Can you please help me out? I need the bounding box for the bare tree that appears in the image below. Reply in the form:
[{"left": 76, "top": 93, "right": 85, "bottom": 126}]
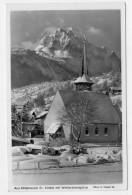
[{"left": 59, "top": 93, "right": 96, "bottom": 143}]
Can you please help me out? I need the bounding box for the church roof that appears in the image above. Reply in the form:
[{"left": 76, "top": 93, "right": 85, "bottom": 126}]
[
  {"left": 74, "top": 74, "right": 93, "bottom": 84},
  {"left": 58, "top": 90, "right": 121, "bottom": 124}
]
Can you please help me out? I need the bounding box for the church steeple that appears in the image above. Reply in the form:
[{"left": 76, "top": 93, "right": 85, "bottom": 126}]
[
  {"left": 74, "top": 36, "right": 93, "bottom": 91},
  {"left": 81, "top": 36, "right": 88, "bottom": 76}
]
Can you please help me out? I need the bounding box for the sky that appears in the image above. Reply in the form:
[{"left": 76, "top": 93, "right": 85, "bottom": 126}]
[{"left": 11, "top": 10, "right": 121, "bottom": 54}]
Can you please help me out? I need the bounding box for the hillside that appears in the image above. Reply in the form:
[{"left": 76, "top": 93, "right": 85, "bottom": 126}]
[
  {"left": 11, "top": 50, "right": 77, "bottom": 88},
  {"left": 11, "top": 27, "right": 121, "bottom": 89},
  {"left": 11, "top": 72, "right": 121, "bottom": 111},
  {"left": 11, "top": 80, "right": 74, "bottom": 107}
]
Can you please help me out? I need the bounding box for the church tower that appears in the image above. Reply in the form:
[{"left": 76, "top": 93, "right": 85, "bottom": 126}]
[{"left": 74, "top": 37, "right": 93, "bottom": 91}]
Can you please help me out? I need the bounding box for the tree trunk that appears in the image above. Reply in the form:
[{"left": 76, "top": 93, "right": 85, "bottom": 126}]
[{"left": 71, "top": 125, "right": 81, "bottom": 143}]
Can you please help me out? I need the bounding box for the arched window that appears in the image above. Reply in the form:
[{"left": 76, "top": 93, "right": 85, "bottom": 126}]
[
  {"left": 95, "top": 127, "right": 99, "bottom": 135},
  {"left": 85, "top": 126, "right": 89, "bottom": 135},
  {"left": 104, "top": 127, "right": 108, "bottom": 135}
]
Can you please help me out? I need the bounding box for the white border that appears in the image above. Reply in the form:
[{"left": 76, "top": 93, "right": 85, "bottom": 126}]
[{"left": 5, "top": 1, "right": 127, "bottom": 192}]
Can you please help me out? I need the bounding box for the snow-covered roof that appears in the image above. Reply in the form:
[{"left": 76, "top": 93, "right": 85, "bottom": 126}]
[
  {"left": 109, "top": 87, "right": 121, "bottom": 90},
  {"left": 47, "top": 122, "right": 61, "bottom": 134},
  {"left": 12, "top": 136, "right": 30, "bottom": 144},
  {"left": 36, "top": 110, "right": 48, "bottom": 119}
]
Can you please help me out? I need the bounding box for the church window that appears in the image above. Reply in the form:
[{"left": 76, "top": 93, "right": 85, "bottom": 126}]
[
  {"left": 104, "top": 127, "right": 108, "bottom": 135},
  {"left": 85, "top": 127, "right": 89, "bottom": 135},
  {"left": 95, "top": 127, "right": 99, "bottom": 135}
]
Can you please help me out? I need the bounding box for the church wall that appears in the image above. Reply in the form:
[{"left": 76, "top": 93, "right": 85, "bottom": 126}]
[
  {"left": 44, "top": 91, "right": 121, "bottom": 143},
  {"left": 63, "top": 122, "right": 72, "bottom": 140},
  {"left": 79, "top": 124, "right": 121, "bottom": 143},
  {"left": 44, "top": 91, "right": 71, "bottom": 141}
]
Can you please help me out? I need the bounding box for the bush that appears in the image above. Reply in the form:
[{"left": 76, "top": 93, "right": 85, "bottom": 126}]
[
  {"left": 45, "top": 138, "right": 71, "bottom": 147},
  {"left": 87, "top": 157, "right": 95, "bottom": 163},
  {"left": 112, "top": 149, "right": 118, "bottom": 154},
  {"left": 41, "top": 146, "right": 61, "bottom": 156}
]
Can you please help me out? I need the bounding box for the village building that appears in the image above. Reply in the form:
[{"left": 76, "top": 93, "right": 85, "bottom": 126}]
[
  {"left": 21, "top": 122, "right": 40, "bottom": 138},
  {"left": 35, "top": 110, "right": 48, "bottom": 127},
  {"left": 44, "top": 38, "right": 122, "bottom": 144},
  {"left": 12, "top": 136, "right": 30, "bottom": 146},
  {"left": 109, "top": 86, "right": 121, "bottom": 95}
]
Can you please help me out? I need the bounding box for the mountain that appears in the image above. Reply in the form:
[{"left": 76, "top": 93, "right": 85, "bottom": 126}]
[
  {"left": 11, "top": 49, "right": 77, "bottom": 88},
  {"left": 11, "top": 27, "right": 121, "bottom": 88}
]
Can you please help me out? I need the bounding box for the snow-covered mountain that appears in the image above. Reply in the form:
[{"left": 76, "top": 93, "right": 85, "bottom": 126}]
[
  {"left": 11, "top": 27, "right": 121, "bottom": 88},
  {"left": 35, "top": 27, "right": 81, "bottom": 59},
  {"left": 35, "top": 27, "right": 121, "bottom": 74}
]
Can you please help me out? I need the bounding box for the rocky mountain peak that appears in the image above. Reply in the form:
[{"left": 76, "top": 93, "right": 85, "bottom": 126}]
[
  {"left": 11, "top": 27, "right": 121, "bottom": 88},
  {"left": 35, "top": 27, "right": 83, "bottom": 58},
  {"left": 35, "top": 27, "right": 120, "bottom": 63}
]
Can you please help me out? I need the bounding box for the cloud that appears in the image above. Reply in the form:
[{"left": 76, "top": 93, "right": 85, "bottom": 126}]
[
  {"left": 40, "top": 27, "right": 57, "bottom": 37},
  {"left": 21, "top": 41, "right": 35, "bottom": 49},
  {"left": 44, "top": 27, "right": 57, "bottom": 34},
  {"left": 87, "top": 26, "right": 103, "bottom": 35}
]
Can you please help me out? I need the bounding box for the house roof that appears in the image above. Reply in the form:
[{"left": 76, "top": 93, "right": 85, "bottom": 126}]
[
  {"left": 12, "top": 136, "right": 30, "bottom": 144},
  {"left": 22, "top": 122, "right": 38, "bottom": 125},
  {"left": 58, "top": 90, "right": 121, "bottom": 124},
  {"left": 113, "top": 105, "right": 122, "bottom": 120},
  {"left": 109, "top": 87, "right": 121, "bottom": 90},
  {"left": 36, "top": 110, "right": 48, "bottom": 119}
]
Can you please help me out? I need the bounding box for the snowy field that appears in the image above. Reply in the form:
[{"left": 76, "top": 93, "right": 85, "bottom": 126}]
[
  {"left": 12, "top": 144, "right": 122, "bottom": 185},
  {"left": 12, "top": 144, "right": 122, "bottom": 168},
  {"left": 12, "top": 162, "right": 122, "bottom": 185}
]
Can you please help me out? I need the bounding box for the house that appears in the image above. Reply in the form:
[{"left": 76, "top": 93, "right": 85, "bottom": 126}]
[
  {"left": 109, "top": 87, "right": 121, "bottom": 95},
  {"left": 35, "top": 110, "right": 48, "bottom": 121},
  {"left": 12, "top": 136, "right": 30, "bottom": 146},
  {"left": 44, "top": 38, "right": 122, "bottom": 143},
  {"left": 34, "top": 110, "right": 48, "bottom": 137},
  {"left": 22, "top": 122, "right": 40, "bottom": 138},
  {"left": 35, "top": 110, "right": 48, "bottom": 129}
]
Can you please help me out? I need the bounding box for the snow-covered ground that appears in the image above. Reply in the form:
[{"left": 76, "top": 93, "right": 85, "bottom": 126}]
[
  {"left": 13, "top": 162, "right": 122, "bottom": 185},
  {"left": 12, "top": 144, "right": 122, "bottom": 170},
  {"left": 12, "top": 143, "right": 122, "bottom": 185}
]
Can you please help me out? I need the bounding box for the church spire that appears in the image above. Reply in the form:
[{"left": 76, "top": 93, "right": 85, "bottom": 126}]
[
  {"left": 83, "top": 36, "right": 88, "bottom": 75},
  {"left": 82, "top": 36, "right": 88, "bottom": 76},
  {"left": 74, "top": 34, "right": 94, "bottom": 91}
]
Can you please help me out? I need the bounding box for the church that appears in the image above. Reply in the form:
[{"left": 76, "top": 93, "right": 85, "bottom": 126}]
[{"left": 44, "top": 38, "right": 122, "bottom": 143}]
